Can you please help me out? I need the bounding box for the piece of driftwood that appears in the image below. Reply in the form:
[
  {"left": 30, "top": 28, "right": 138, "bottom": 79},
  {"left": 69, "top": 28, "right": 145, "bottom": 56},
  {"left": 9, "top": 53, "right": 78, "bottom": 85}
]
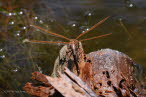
[
  {"left": 24, "top": 48, "right": 145, "bottom": 97},
  {"left": 23, "top": 67, "right": 97, "bottom": 97},
  {"left": 51, "top": 45, "right": 144, "bottom": 96},
  {"left": 50, "top": 39, "right": 143, "bottom": 97}
]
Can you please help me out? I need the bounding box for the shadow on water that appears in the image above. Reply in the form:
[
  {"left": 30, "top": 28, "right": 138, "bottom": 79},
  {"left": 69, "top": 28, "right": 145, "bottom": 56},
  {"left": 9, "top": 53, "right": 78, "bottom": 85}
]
[{"left": 0, "top": 0, "right": 146, "bottom": 96}]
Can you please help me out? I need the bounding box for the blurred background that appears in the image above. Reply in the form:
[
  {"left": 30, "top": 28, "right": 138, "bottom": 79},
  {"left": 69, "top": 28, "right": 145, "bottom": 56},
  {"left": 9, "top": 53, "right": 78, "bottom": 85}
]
[{"left": 0, "top": 0, "right": 146, "bottom": 96}]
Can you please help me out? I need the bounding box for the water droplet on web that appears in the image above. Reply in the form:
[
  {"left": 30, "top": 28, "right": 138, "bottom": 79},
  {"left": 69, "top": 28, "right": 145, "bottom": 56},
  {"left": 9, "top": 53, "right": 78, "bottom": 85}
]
[
  {"left": 129, "top": 3, "right": 134, "bottom": 8},
  {"left": 72, "top": 23, "right": 76, "bottom": 27},
  {"left": 34, "top": 16, "right": 38, "bottom": 20},
  {"left": 13, "top": 68, "right": 18, "bottom": 72},
  {"left": 82, "top": 30, "right": 85, "bottom": 33},
  {"left": 14, "top": 31, "right": 21, "bottom": 36},
  {"left": 86, "top": 28, "right": 89, "bottom": 31},
  {"left": 16, "top": 33, "right": 20, "bottom": 36},
  {"left": 82, "top": 28, "right": 89, "bottom": 33},
  {"left": 39, "top": 20, "right": 43, "bottom": 24},
  {"left": 38, "top": 66, "right": 42, "bottom": 73},
  {"left": 22, "top": 26, "right": 27, "bottom": 30},
  {"left": 88, "top": 12, "right": 92, "bottom": 16},
  {"left": 84, "top": 11, "right": 93, "bottom": 17},
  {"left": 8, "top": 13, "right": 12, "bottom": 16},
  {"left": 19, "top": 11, "right": 23, "bottom": 15},
  {"left": 0, "top": 49, "right": 3, "bottom": 52},
  {"left": 79, "top": 26, "right": 89, "bottom": 33},
  {"left": 67, "top": 21, "right": 78, "bottom": 27},
  {"left": 124, "top": 0, "right": 135, "bottom": 8},
  {"left": 23, "top": 39, "right": 29, "bottom": 43},
  {"left": 0, "top": 55, "right": 5, "bottom": 58},
  {"left": 9, "top": 21, "right": 15, "bottom": 25},
  {"left": 0, "top": 49, "right": 5, "bottom": 61},
  {"left": 115, "top": 16, "right": 126, "bottom": 22},
  {"left": 15, "top": 31, "right": 21, "bottom": 37}
]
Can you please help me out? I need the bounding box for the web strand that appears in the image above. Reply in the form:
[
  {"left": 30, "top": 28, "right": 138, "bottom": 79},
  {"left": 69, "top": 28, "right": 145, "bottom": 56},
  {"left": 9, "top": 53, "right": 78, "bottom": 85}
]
[{"left": 76, "top": 16, "right": 110, "bottom": 39}]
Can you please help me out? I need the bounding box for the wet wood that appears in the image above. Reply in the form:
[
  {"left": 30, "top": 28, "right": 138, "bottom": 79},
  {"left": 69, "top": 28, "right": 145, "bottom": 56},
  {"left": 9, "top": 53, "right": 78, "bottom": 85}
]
[
  {"left": 31, "top": 72, "right": 51, "bottom": 86},
  {"left": 64, "top": 67, "right": 97, "bottom": 97},
  {"left": 23, "top": 68, "right": 96, "bottom": 97},
  {"left": 87, "top": 49, "right": 142, "bottom": 96},
  {"left": 24, "top": 48, "right": 144, "bottom": 97},
  {"left": 23, "top": 82, "right": 55, "bottom": 97},
  {"left": 51, "top": 45, "right": 144, "bottom": 96}
]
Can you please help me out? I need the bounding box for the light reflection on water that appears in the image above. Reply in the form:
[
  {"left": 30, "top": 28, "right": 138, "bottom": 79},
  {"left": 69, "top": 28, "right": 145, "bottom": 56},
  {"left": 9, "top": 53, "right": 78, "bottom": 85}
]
[{"left": 0, "top": 0, "right": 146, "bottom": 96}]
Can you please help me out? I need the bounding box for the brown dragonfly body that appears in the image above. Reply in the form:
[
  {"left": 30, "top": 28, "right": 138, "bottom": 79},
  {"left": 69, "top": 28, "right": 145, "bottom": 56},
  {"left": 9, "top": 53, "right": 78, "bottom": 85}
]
[{"left": 26, "top": 17, "right": 142, "bottom": 97}]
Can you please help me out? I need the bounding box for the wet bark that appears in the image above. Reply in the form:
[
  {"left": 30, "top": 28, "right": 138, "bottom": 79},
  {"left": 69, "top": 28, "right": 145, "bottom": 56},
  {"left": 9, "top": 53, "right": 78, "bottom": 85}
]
[{"left": 23, "top": 67, "right": 96, "bottom": 97}]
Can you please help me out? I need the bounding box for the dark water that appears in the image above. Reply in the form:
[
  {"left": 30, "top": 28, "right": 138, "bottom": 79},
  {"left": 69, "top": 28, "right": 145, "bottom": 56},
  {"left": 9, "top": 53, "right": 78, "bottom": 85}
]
[{"left": 0, "top": 0, "right": 146, "bottom": 96}]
